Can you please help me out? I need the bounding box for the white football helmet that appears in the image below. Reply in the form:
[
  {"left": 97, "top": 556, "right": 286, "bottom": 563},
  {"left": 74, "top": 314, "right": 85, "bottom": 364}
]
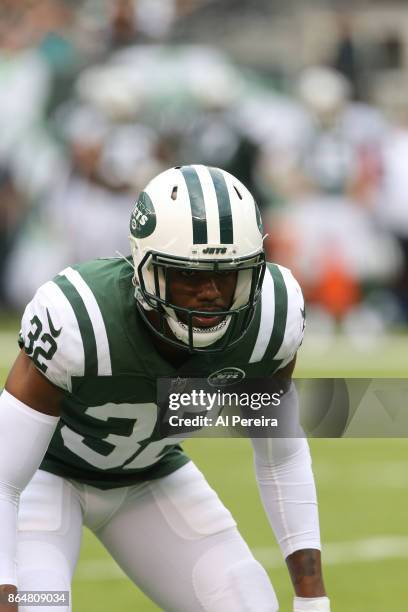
[{"left": 129, "top": 164, "right": 265, "bottom": 352}]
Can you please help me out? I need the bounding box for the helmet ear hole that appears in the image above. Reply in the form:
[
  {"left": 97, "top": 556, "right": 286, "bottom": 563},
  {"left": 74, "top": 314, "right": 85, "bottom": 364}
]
[{"left": 171, "top": 186, "right": 178, "bottom": 200}]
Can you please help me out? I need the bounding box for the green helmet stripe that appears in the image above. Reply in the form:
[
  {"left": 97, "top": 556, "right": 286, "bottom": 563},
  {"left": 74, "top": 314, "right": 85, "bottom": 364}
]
[
  {"left": 53, "top": 275, "right": 98, "bottom": 376},
  {"left": 265, "top": 264, "right": 288, "bottom": 360},
  {"left": 208, "top": 167, "right": 233, "bottom": 244},
  {"left": 180, "top": 166, "right": 208, "bottom": 244}
]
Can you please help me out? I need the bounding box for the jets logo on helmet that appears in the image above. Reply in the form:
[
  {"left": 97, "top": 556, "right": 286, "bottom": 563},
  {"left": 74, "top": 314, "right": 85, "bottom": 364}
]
[
  {"left": 129, "top": 164, "right": 266, "bottom": 353},
  {"left": 130, "top": 192, "right": 156, "bottom": 239}
]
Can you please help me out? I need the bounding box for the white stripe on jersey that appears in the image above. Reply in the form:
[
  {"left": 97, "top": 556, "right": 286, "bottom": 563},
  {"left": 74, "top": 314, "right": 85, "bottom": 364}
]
[
  {"left": 249, "top": 267, "right": 275, "bottom": 364},
  {"left": 194, "top": 165, "right": 220, "bottom": 244},
  {"left": 274, "top": 266, "right": 304, "bottom": 362},
  {"left": 27, "top": 281, "right": 85, "bottom": 391},
  {"left": 60, "top": 267, "right": 112, "bottom": 376}
]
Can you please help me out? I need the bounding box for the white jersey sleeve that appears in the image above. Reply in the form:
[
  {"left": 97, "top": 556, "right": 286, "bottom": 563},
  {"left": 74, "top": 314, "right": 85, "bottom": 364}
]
[
  {"left": 249, "top": 264, "right": 305, "bottom": 371},
  {"left": 274, "top": 265, "right": 305, "bottom": 369},
  {"left": 19, "top": 279, "right": 85, "bottom": 391}
]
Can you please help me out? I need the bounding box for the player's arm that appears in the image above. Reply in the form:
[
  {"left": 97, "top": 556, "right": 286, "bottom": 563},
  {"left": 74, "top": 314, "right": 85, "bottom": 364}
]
[
  {"left": 0, "top": 351, "right": 62, "bottom": 609},
  {"left": 249, "top": 356, "right": 330, "bottom": 612},
  {"left": 6, "top": 350, "right": 63, "bottom": 416}
]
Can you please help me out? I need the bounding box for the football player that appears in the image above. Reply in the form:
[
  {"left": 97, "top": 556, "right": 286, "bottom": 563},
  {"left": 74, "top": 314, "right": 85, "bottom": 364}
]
[{"left": 0, "top": 165, "right": 330, "bottom": 611}]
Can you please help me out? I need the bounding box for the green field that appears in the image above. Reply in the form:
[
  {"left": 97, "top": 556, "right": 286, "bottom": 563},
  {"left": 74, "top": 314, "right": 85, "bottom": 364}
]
[{"left": 1, "top": 322, "right": 407, "bottom": 611}]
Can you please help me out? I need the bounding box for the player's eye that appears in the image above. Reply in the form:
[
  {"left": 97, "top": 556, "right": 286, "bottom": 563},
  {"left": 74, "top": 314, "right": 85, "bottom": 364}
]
[
  {"left": 179, "top": 269, "right": 198, "bottom": 278},
  {"left": 216, "top": 270, "right": 234, "bottom": 277}
]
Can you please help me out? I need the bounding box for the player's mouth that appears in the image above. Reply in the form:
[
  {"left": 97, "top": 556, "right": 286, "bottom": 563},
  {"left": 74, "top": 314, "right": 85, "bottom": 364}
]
[
  {"left": 177, "top": 308, "right": 227, "bottom": 328},
  {"left": 191, "top": 313, "right": 225, "bottom": 328}
]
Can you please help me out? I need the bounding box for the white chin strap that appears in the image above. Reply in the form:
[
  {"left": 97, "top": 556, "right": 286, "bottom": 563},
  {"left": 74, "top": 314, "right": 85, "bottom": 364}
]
[{"left": 166, "top": 312, "right": 232, "bottom": 348}]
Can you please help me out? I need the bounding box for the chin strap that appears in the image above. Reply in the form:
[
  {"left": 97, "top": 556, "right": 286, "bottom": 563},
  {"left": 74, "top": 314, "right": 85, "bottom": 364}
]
[
  {"left": 115, "top": 250, "right": 135, "bottom": 272},
  {"left": 116, "top": 250, "right": 154, "bottom": 310},
  {"left": 135, "top": 285, "right": 154, "bottom": 311}
]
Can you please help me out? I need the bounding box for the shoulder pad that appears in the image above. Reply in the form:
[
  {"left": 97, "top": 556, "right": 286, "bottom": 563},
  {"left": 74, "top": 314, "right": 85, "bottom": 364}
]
[
  {"left": 273, "top": 265, "right": 305, "bottom": 367},
  {"left": 249, "top": 264, "right": 305, "bottom": 368},
  {"left": 20, "top": 278, "right": 86, "bottom": 390}
]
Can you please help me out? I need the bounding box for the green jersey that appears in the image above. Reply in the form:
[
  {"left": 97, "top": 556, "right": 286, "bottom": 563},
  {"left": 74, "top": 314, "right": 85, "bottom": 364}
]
[{"left": 19, "top": 258, "right": 304, "bottom": 489}]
